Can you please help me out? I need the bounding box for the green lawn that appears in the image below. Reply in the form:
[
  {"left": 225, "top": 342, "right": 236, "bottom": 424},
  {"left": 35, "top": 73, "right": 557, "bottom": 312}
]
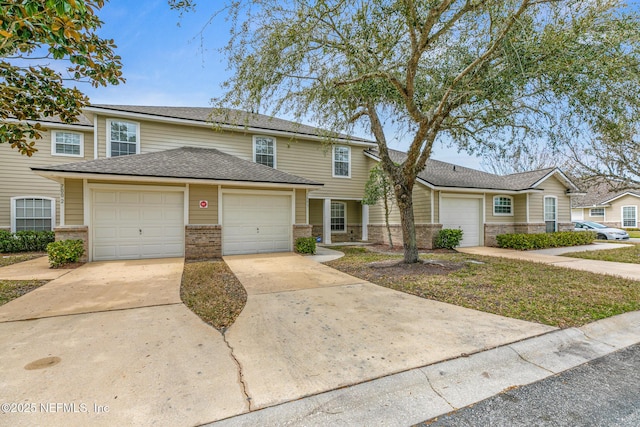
[
  {"left": 326, "top": 247, "right": 640, "bottom": 328},
  {"left": 564, "top": 243, "right": 640, "bottom": 264},
  {"left": 0, "top": 252, "right": 45, "bottom": 268},
  {"left": 628, "top": 230, "right": 640, "bottom": 238}
]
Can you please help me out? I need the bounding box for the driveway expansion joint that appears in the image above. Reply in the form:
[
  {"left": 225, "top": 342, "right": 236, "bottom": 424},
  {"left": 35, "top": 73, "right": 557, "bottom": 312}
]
[{"left": 222, "top": 331, "right": 253, "bottom": 411}]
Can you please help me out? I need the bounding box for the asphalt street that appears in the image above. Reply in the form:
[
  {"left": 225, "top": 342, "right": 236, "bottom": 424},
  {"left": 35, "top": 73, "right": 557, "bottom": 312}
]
[{"left": 417, "top": 343, "right": 640, "bottom": 427}]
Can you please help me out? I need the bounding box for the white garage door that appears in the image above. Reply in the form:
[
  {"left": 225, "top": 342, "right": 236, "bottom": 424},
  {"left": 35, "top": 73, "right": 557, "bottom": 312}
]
[
  {"left": 223, "top": 193, "right": 292, "bottom": 255},
  {"left": 440, "top": 197, "right": 482, "bottom": 247},
  {"left": 93, "top": 189, "right": 184, "bottom": 261}
]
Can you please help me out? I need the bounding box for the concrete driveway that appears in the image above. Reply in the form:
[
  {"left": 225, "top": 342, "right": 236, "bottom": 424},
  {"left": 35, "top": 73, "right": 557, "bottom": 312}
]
[
  {"left": 223, "top": 253, "right": 555, "bottom": 411},
  {"left": 0, "top": 258, "right": 247, "bottom": 427}
]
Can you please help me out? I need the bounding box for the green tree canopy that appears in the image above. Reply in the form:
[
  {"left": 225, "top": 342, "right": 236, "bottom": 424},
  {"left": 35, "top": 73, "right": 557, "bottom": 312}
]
[
  {"left": 181, "top": 0, "right": 640, "bottom": 262},
  {"left": 0, "top": 0, "right": 124, "bottom": 155}
]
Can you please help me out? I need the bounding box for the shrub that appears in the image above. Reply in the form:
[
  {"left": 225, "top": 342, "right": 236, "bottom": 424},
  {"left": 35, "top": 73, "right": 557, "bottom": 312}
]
[
  {"left": 435, "top": 228, "right": 464, "bottom": 249},
  {"left": 47, "top": 240, "right": 85, "bottom": 268},
  {"left": 496, "top": 231, "right": 595, "bottom": 250},
  {"left": 295, "top": 237, "right": 316, "bottom": 254},
  {"left": 0, "top": 230, "right": 55, "bottom": 253}
]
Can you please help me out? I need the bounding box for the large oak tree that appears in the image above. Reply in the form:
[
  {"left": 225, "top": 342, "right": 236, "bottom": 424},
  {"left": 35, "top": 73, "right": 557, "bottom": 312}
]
[
  {"left": 183, "top": 0, "right": 640, "bottom": 262},
  {"left": 1, "top": 0, "right": 123, "bottom": 156}
]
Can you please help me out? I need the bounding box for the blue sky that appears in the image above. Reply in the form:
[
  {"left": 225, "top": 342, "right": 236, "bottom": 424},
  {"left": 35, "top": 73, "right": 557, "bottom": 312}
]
[{"left": 82, "top": 0, "right": 484, "bottom": 169}]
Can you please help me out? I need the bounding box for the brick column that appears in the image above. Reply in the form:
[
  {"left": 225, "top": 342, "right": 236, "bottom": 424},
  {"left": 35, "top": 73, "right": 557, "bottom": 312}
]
[
  {"left": 54, "top": 225, "right": 89, "bottom": 262},
  {"left": 185, "top": 225, "right": 222, "bottom": 261}
]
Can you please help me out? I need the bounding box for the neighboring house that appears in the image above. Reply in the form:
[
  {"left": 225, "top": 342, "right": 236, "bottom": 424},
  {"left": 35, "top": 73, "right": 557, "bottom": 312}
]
[
  {"left": 364, "top": 150, "right": 582, "bottom": 247},
  {"left": 571, "top": 181, "right": 640, "bottom": 229},
  {"left": 2, "top": 104, "right": 583, "bottom": 262}
]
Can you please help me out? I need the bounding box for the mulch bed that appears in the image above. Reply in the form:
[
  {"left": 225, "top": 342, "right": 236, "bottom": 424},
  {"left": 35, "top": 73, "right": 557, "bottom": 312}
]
[{"left": 365, "top": 258, "right": 466, "bottom": 277}]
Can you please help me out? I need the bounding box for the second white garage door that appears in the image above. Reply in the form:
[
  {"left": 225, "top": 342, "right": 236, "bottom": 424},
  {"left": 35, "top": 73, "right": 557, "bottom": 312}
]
[
  {"left": 222, "top": 193, "right": 292, "bottom": 255},
  {"left": 92, "top": 189, "right": 185, "bottom": 261},
  {"left": 440, "top": 197, "right": 483, "bottom": 247}
]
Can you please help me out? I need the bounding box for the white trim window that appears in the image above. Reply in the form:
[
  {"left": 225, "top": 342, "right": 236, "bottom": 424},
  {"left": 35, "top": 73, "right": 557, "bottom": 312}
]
[
  {"left": 544, "top": 196, "right": 557, "bottom": 232},
  {"left": 493, "top": 196, "right": 513, "bottom": 216},
  {"left": 333, "top": 146, "right": 351, "bottom": 178},
  {"left": 107, "top": 119, "right": 140, "bottom": 157},
  {"left": 52, "top": 131, "right": 84, "bottom": 157},
  {"left": 622, "top": 206, "right": 637, "bottom": 228},
  {"left": 253, "top": 136, "right": 276, "bottom": 168},
  {"left": 11, "top": 196, "right": 55, "bottom": 232},
  {"left": 330, "top": 201, "right": 346, "bottom": 232},
  {"left": 589, "top": 207, "right": 605, "bottom": 217}
]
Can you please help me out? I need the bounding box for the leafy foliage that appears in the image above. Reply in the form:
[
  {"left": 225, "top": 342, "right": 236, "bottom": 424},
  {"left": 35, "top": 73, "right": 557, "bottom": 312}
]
[
  {"left": 179, "top": 0, "right": 640, "bottom": 262},
  {"left": 435, "top": 229, "right": 464, "bottom": 249},
  {"left": 1, "top": 0, "right": 124, "bottom": 155},
  {"left": 496, "top": 231, "right": 595, "bottom": 250},
  {"left": 46, "top": 239, "right": 84, "bottom": 268},
  {"left": 0, "top": 230, "right": 54, "bottom": 252},
  {"left": 362, "top": 164, "right": 395, "bottom": 247},
  {"left": 295, "top": 236, "right": 316, "bottom": 254}
]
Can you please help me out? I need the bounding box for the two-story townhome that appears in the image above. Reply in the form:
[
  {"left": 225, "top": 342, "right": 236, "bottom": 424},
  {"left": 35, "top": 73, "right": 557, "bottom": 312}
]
[
  {"left": 2, "top": 104, "right": 583, "bottom": 262},
  {"left": 20, "top": 105, "right": 375, "bottom": 261}
]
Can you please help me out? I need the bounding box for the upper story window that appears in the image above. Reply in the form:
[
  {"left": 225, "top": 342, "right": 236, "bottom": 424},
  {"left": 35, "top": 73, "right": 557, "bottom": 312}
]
[
  {"left": 333, "top": 146, "right": 350, "bottom": 178},
  {"left": 589, "top": 208, "right": 605, "bottom": 217},
  {"left": 493, "top": 196, "right": 513, "bottom": 216},
  {"left": 52, "top": 131, "right": 84, "bottom": 157},
  {"left": 11, "top": 197, "right": 55, "bottom": 232},
  {"left": 107, "top": 119, "right": 139, "bottom": 157},
  {"left": 253, "top": 136, "right": 276, "bottom": 168}
]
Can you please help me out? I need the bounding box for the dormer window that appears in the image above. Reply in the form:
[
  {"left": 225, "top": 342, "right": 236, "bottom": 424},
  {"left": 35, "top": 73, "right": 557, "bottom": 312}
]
[{"left": 253, "top": 136, "right": 276, "bottom": 168}]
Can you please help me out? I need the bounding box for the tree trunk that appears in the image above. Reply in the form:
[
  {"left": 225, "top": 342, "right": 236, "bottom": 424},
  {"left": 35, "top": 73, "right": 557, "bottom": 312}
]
[
  {"left": 396, "top": 187, "right": 419, "bottom": 263},
  {"left": 383, "top": 194, "right": 393, "bottom": 249}
]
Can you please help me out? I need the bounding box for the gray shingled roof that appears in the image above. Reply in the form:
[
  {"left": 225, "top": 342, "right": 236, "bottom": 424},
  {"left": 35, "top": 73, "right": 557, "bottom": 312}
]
[
  {"left": 572, "top": 180, "right": 640, "bottom": 207},
  {"left": 90, "top": 104, "right": 374, "bottom": 144},
  {"left": 370, "top": 149, "right": 570, "bottom": 191},
  {"left": 32, "top": 147, "right": 323, "bottom": 186}
]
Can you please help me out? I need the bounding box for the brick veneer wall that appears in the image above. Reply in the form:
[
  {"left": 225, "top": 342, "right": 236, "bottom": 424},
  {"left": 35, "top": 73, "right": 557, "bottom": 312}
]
[
  {"left": 54, "top": 225, "right": 89, "bottom": 262},
  {"left": 185, "top": 225, "right": 221, "bottom": 261},
  {"left": 368, "top": 223, "right": 442, "bottom": 249},
  {"left": 311, "top": 224, "right": 363, "bottom": 243},
  {"left": 293, "top": 224, "right": 312, "bottom": 246}
]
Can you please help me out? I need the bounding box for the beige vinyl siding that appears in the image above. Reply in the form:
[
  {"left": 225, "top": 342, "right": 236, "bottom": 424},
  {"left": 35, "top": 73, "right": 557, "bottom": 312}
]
[
  {"left": 485, "top": 194, "right": 515, "bottom": 223},
  {"left": 434, "top": 191, "right": 440, "bottom": 223},
  {"left": 309, "top": 199, "right": 323, "bottom": 225},
  {"left": 607, "top": 195, "right": 640, "bottom": 224},
  {"left": 189, "top": 184, "right": 218, "bottom": 224},
  {"left": 295, "top": 189, "right": 306, "bottom": 223},
  {"left": 96, "top": 115, "right": 371, "bottom": 200},
  {"left": 346, "top": 200, "right": 362, "bottom": 223},
  {"left": 368, "top": 184, "right": 431, "bottom": 225},
  {"left": 64, "top": 179, "right": 84, "bottom": 225},
  {"left": 0, "top": 128, "right": 93, "bottom": 229},
  {"left": 514, "top": 194, "right": 527, "bottom": 222},
  {"left": 529, "top": 176, "right": 571, "bottom": 223},
  {"left": 87, "top": 180, "right": 184, "bottom": 187},
  {"left": 413, "top": 186, "right": 431, "bottom": 223}
]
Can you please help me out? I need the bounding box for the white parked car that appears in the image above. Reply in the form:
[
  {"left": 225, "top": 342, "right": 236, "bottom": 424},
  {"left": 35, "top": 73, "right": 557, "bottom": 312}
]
[{"left": 573, "top": 221, "right": 630, "bottom": 241}]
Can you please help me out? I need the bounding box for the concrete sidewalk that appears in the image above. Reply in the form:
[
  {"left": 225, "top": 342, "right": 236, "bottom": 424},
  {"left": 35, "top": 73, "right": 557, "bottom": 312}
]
[
  {"left": 209, "top": 310, "right": 640, "bottom": 427},
  {"left": 458, "top": 246, "right": 640, "bottom": 281}
]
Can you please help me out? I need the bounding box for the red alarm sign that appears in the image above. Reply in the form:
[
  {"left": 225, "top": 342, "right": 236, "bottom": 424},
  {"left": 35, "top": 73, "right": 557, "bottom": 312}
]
[{"left": 199, "top": 200, "right": 208, "bottom": 209}]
